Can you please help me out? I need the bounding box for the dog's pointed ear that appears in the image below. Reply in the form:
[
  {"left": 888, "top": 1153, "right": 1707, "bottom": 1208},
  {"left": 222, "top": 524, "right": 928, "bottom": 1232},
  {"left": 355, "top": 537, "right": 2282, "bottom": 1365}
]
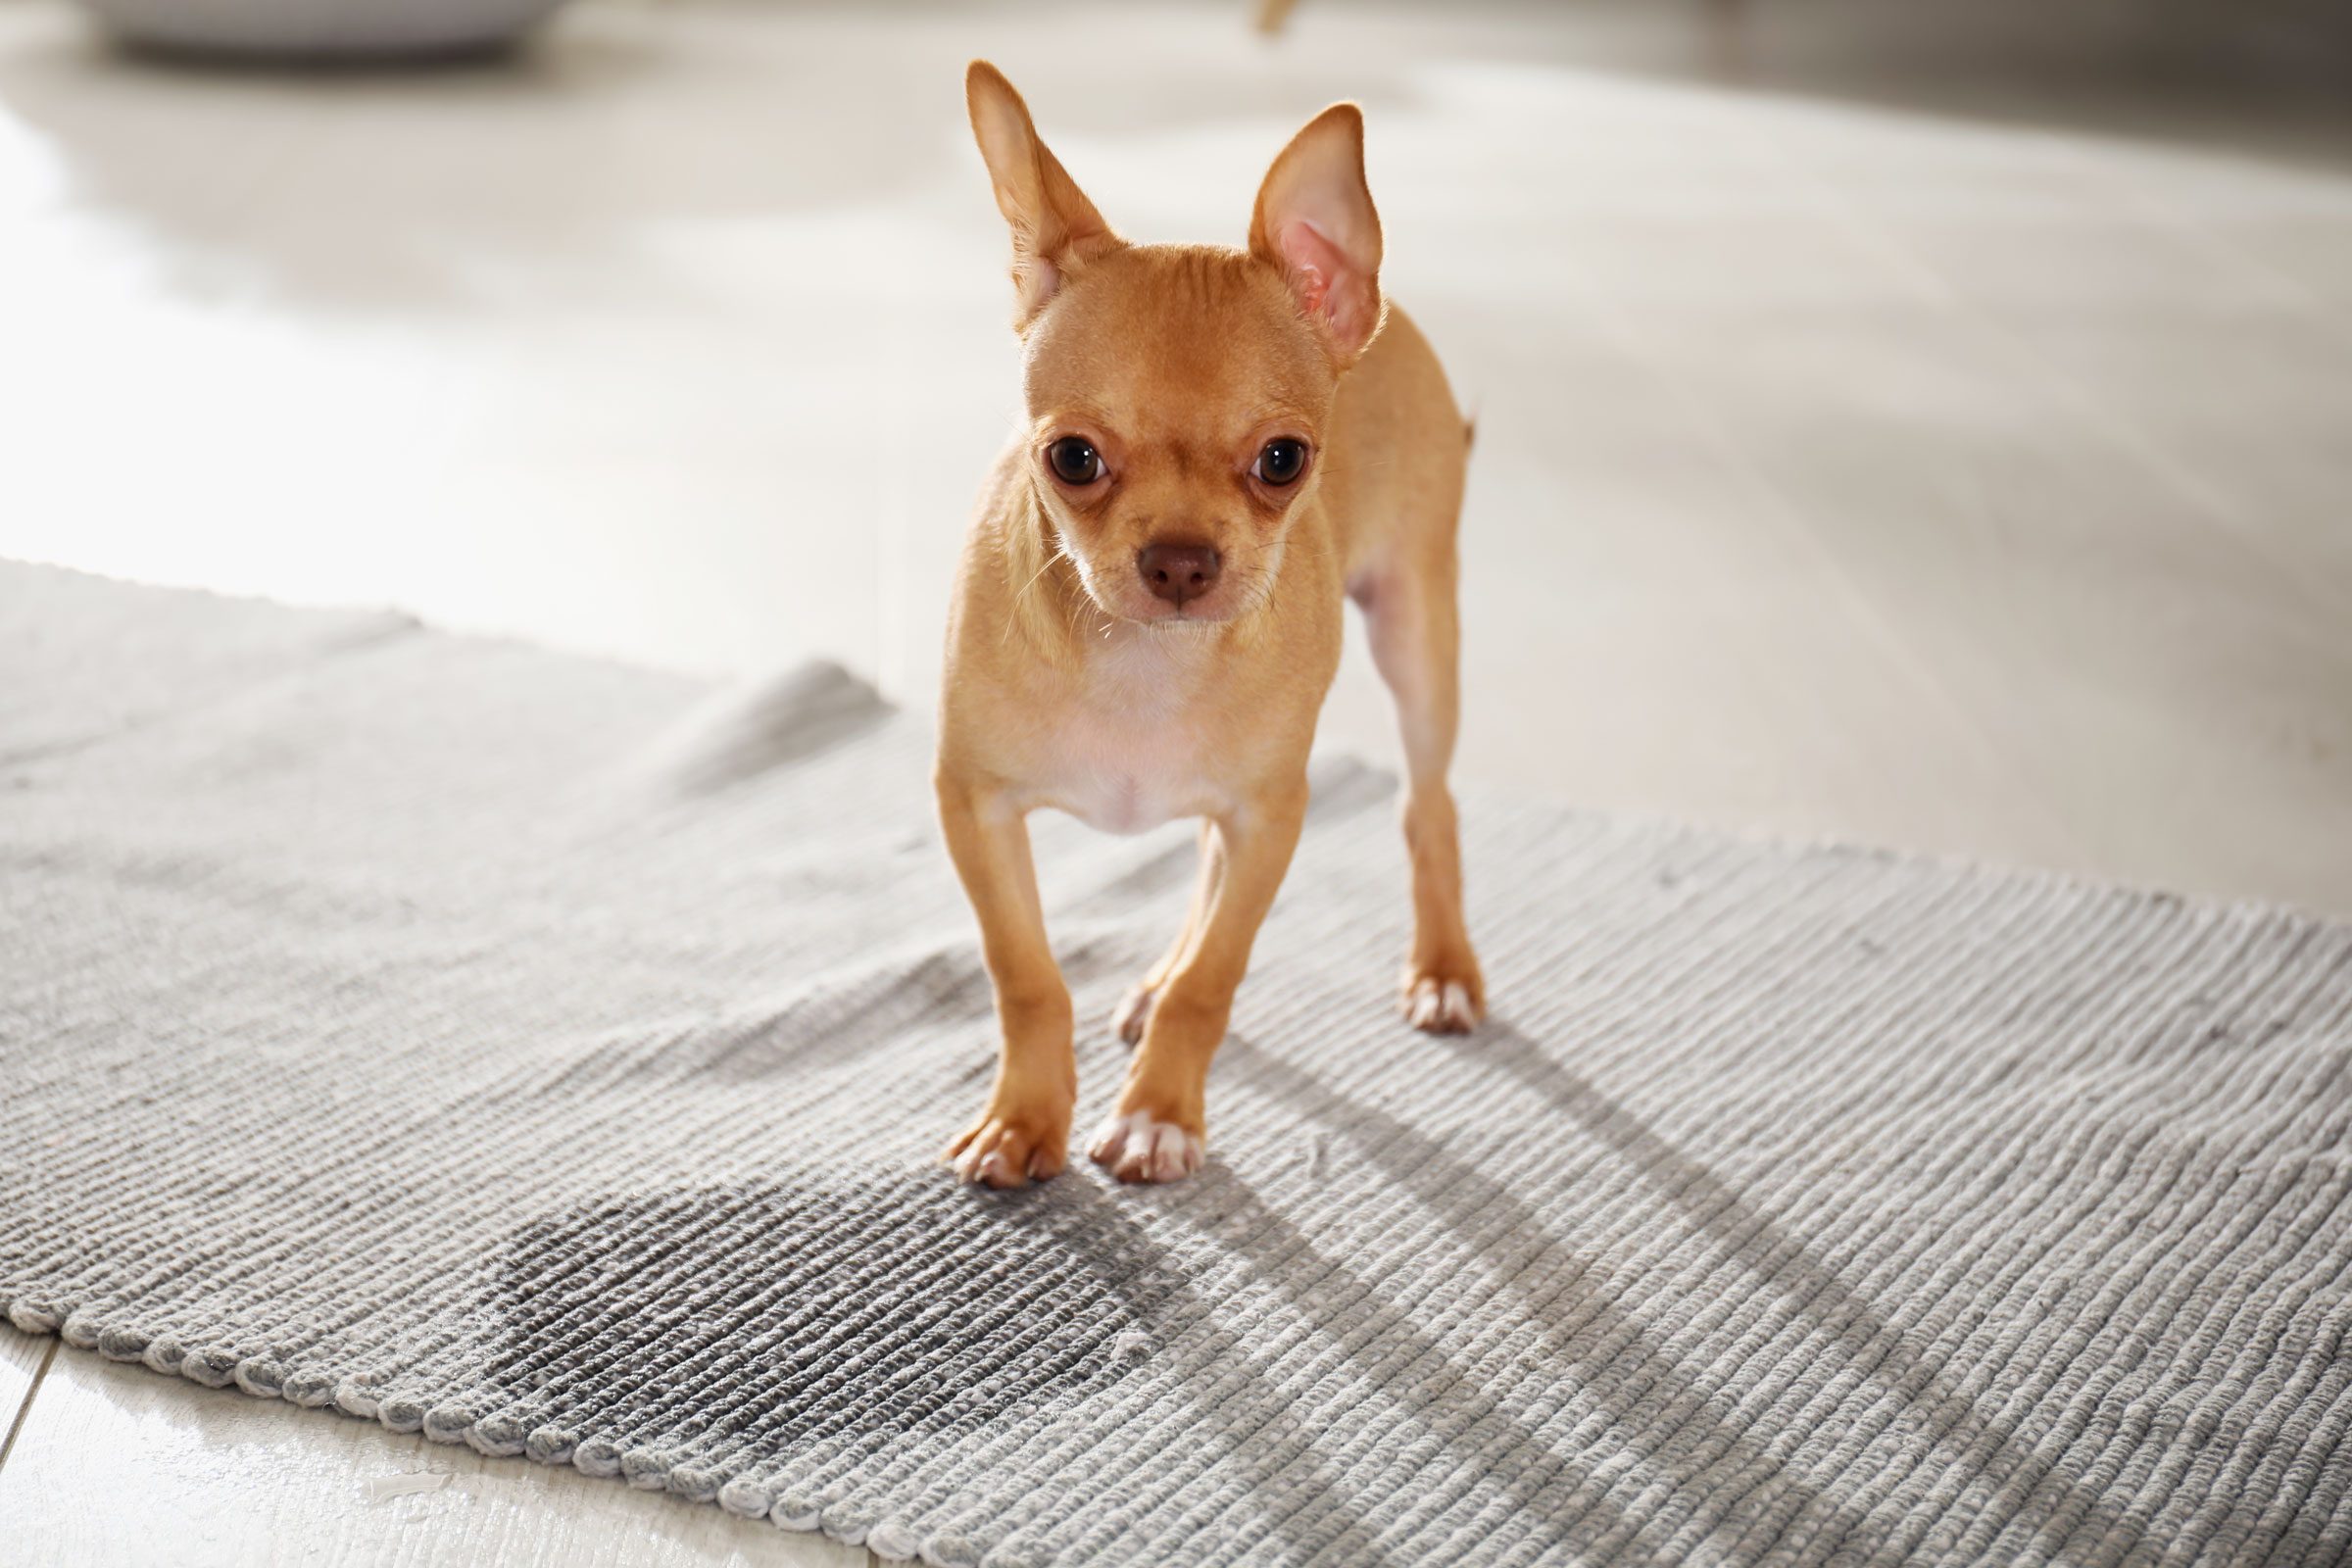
[
  {"left": 1249, "top": 103, "right": 1386, "bottom": 367},
  {"left": 966, "top": 62, "right": 1117, "bottom": 327}
]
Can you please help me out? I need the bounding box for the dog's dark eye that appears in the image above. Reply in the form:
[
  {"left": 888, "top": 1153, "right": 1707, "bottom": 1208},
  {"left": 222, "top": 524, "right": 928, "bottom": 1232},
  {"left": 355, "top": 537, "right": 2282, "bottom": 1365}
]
[
  {"left": 1253, "top": 438, "right": 1308, "bottom": 487},
  {"left": 1047, "top": 436, "right": 1102, "bottom": 485}
]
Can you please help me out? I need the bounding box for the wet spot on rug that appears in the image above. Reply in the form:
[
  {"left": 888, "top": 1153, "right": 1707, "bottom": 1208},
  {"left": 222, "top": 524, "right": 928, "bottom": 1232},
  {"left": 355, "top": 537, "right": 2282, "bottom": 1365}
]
[{"left": 486, "top": 1168, "right": 1181, "bottom": 1448}]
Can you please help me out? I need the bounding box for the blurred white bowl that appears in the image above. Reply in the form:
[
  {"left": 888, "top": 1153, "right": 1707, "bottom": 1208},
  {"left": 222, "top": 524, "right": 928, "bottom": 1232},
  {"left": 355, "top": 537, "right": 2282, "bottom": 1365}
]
[{"left": 73, "top": 0, "right": 575, "bottom": 58}]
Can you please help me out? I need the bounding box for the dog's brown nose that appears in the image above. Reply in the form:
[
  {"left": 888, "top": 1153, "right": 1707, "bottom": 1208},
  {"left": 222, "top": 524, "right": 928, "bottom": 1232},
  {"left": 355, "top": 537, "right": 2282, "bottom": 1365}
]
[{"left": 1138, "top": 541, "right": 1221, "bottom": 608}]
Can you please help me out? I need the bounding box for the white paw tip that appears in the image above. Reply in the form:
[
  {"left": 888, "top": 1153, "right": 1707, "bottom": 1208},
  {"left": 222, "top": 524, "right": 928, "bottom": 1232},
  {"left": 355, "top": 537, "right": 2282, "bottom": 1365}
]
[
  {"left": 1405, "top": 977, "right": 1480, "bottom": 1034},
  {"left": 952, "top": 1141, "right": 1030, "bottom": 1188},
  {"left": 1088, "top": 1111, "right": 1204, "bottom": 1183}
]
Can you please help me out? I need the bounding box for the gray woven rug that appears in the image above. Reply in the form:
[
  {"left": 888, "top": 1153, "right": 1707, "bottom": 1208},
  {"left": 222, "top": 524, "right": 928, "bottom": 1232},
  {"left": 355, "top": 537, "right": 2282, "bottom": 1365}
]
[{"left": 4, "top": 560, "right": 2350, "bottom": 1567}]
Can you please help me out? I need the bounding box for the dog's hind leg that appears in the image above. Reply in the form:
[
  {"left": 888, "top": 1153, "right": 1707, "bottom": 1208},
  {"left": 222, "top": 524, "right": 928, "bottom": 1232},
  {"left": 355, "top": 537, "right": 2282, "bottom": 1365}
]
[
  {"left": 1357, "top": 545, "right": 1485, "bottom": 1034},
  {"left": 1113, "top": 821, "right": 1225, "bottom": 1045}
]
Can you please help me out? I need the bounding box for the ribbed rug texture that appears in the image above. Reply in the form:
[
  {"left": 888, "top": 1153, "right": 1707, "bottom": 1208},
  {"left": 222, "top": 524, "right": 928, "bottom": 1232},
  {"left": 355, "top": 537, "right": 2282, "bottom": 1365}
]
[{"left": 4, "top": 560, "right": 2351, "bottom": 1567}]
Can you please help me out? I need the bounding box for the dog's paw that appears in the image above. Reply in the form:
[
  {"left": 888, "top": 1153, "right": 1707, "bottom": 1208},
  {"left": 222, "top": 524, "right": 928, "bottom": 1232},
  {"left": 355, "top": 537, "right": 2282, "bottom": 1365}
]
[
  {"left": 1402, "top": 963, "right": 1484, "bottom": 1035},
  {"left": 1087, "top": 1110, "right": 1204, "bottom": 1184},
  {"left": 945, "top": 1107, "right": 1069, "bottom": 1190},
  {"left": 1111, "top": 984, "right": 1156, "bottom": 1047}
]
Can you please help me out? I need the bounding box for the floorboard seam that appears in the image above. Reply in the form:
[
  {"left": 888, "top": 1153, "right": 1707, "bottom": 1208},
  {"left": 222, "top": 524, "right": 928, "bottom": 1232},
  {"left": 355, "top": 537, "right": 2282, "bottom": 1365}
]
[{"left": 0, "top": 1338, "right": 60, "bottom": 1476}]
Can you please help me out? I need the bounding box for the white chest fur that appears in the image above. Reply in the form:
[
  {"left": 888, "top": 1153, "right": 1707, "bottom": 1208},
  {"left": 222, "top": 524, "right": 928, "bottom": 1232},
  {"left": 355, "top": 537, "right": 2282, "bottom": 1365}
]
[{"left": 1027, "top": 629, "right": 1229, "bottom": 835}]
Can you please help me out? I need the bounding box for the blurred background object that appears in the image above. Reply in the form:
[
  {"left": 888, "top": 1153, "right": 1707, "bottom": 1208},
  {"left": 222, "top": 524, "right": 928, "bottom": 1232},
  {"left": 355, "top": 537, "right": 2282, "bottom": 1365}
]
[
  {"left": 0, "top": 0, "right": 2346, "bottom": 911},
  {"left": 67, "top": 0, "right": 573, "bottom": 58}
]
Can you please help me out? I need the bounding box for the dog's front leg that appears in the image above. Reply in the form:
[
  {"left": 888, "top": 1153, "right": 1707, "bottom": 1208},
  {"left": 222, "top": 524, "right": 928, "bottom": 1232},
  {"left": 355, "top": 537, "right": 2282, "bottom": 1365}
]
[
  {"left": 1090, "top": 779, "right": 1309, "bottom": 1183},
  {"left": 938, "top": 775, "right": 1075, "bottom": 1188}
]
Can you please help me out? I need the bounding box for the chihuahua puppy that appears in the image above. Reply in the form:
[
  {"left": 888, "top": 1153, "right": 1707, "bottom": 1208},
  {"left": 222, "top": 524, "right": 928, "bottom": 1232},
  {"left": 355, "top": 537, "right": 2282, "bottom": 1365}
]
[{"left": 939, "top": 63, "right": 1483, "bottom": 1187}]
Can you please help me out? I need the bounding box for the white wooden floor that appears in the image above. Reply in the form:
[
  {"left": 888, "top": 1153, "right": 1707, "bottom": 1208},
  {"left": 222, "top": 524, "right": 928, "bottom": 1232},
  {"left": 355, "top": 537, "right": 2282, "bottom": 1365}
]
[
  {"left": 0, "top": 1327, "right": 867, "bottom": 1566},
  {"left": 1, "top": 0, "right": 2347, "bottom": 1562}
]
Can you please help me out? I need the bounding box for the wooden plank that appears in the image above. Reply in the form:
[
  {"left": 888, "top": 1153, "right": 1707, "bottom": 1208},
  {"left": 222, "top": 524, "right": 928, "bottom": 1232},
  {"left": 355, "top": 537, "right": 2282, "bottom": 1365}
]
[{"left": 0, "top": 1350, "right": 873, "bottom": 1568}]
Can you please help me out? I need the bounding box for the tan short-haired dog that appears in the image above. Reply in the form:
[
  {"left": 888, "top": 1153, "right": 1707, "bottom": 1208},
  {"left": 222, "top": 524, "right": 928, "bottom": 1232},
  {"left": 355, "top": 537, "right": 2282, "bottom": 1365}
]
[{"left": 939, "top": 62, "right": 1483, "bottom": 1187}]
